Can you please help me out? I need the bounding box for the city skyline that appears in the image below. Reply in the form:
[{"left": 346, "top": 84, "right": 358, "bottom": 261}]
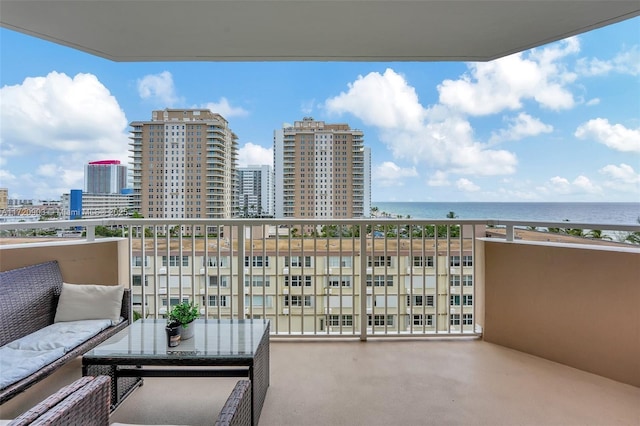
[{"left": 0, "top": 18, "right": 639, "bottom": 203}]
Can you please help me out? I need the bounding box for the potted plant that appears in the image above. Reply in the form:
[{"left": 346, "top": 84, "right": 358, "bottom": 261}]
[{"left": 169, "top": 301, "right": 199, "bottom": 340}]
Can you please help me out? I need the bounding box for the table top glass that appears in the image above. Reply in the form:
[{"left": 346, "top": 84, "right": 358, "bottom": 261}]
[{"left": 84, "top": 319, "right": 269, "bottom": 360}]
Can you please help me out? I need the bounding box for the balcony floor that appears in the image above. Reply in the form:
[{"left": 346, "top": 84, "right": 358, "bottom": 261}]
[{"left": 1, "top": 339, "right": 638, "bottom": 425}]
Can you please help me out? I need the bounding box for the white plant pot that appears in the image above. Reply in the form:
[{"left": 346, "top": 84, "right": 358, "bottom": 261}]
[{"left": 180, "top": 321, "right": 195, "bottom": 340}]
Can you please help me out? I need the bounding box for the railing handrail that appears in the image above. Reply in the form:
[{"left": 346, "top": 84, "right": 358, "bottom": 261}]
[{"left": 1, "top": 217, "right": 639, "bottom": 232}]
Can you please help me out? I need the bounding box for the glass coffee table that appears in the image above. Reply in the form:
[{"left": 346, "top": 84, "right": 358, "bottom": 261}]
[{"left": 82, "top": 319, "right": 270, "bottom": 425}]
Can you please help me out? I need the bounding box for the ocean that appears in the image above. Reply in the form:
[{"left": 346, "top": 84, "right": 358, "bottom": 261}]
[{"left": 372, "top": 202, "right": 640, "bottom": 225}]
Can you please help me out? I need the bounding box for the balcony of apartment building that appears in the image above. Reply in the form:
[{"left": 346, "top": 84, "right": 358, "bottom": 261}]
[{"left": 1, "top": 217, "right": 638, "bottom": 425}]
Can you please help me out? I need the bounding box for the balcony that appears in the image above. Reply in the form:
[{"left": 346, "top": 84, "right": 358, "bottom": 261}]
[{"left": 0, "top": 218, "right": 638, "bottom": 424}]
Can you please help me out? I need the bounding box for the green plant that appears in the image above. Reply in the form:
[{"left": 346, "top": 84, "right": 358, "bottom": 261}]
[{"left": 168, "top": 302, "right": 199, "bottom": 328}]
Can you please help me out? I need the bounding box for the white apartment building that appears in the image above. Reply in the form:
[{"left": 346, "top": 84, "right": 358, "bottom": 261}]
[
  {"left": 61, "top": 191, "right": 134, "bottom": 219},
  {"left": 274, "top": 117, "right": 371, "bottom": 218},
  {"left": 84, "top": 160, "right": 128, "bottom": 194},
  {"left": 130, "top": 245, "right": 475, "bottom": 334},
  {"left": 237, "top": 165, "right": 273, "bottom": 217},
  {"left": 130, "top": 109, "right": 238, "bottom": 221}
]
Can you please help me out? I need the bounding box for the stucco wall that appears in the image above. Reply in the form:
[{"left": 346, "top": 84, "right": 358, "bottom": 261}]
[
  {"left": 482, "top": 239, "right": 640, "bottom": 387},
  {"left": 0, "top": 238, "right": 129, "bottom": 286}
]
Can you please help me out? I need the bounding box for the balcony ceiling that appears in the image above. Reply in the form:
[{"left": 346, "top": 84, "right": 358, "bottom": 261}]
[{"left": 1, "top": 1, "right": 639, "bottom": 62}]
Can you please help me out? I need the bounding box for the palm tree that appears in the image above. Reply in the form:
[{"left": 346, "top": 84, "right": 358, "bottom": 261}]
[
  {"left": 446, "top": 211, "right": 458, "bottom": 219},
  {"left": 585, "top": 229, "right": 611, "bottom": 240}
]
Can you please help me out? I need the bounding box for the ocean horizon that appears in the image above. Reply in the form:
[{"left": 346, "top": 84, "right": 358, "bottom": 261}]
[{"left": 372, "top": 202, "right": 640, "bottom": 225}]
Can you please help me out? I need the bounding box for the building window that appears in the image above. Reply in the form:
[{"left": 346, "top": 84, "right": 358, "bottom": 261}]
[
  {"left": 329, "top": 256, "right": 353, "bottom": 268},
  {"left": 450, "top": 256, "right": 460, "bottom": 267},
  {"left": 463, "top": 295, "right": 473, "bottom": 306},
  {"left": 209, "top": 276, "right": 229, "bottom": 287},
  {"left": 412, "top": 256, "right": 434, "bottom": 267},
  {"left": 245, "top": 256, "right": 269, "bottom": 267},
  {"left": 284, "top": 275, "right": 312, "bottom": 287},
  {"left": 132, "top": 275, "right": 148, "bottom": 286},
  {"left": 205, "top": 256, "right": 229, "bottom": 267},
  {"left": 132, "top": 256, "right": 149, "bottom": 267},
  {"left": 367, "top": 256, "right": 392, "bottom": 267},
  {"left": 411, "top": 314, "right": 433, "bottom": 326},
  {"left": 368, "top": 314, "right": 394, "bottom": 327},
  {"left": 244, "top": 295, "right": 273, "bottom": 308},
  {"left": 328, "top": 314, "right": 353, "bottom": 327},
  {"left": 328, "top": 276, "right": 352, "bottom": 287},
  {"left": 463, "top": 275, "right": 473, "bottom": 286},
  {"left": 450, "top": 314, "right": 461, "bottom": 325},
  {"left": 162, "top": 255, "right": 188, "bottom": 267},
  {"left": 284, "top": 295, "right": 313, "bottom": 307},
  {"left": 366, "top": 275, "right": 394, "bottom": 287},
  {"left": 450, "top": 295, "right": 461, "bottom": 306},
  {"left": 244, "top": 276, "right": 270, "bottom": 287},
  {"left": 284, "top": 256, "right": 312, "bottom": 267},
  {"left": 462, "top": 256, "right": 473, "bottom": 267},
  {"left": 450, "top": 276, "right": 461, "bottom": 286},
  {"left": 208, "top": 295, "right": 228, "bottom": 307},
  {"left": 463, "top": 314, "right": 474, "bottom": 325}
]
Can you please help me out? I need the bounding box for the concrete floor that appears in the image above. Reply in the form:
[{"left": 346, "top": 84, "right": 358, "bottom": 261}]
[{"left": 1, "top": 339, "right": 639, "bottom": 425}]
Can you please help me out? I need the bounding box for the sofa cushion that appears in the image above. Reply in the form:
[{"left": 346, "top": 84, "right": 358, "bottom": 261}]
[
  {"left": 7, "top": 319, "right": 113, "bottom": 352},
  {"left": 0, "top": 320, "right": 112, "bottom": 391},
  {"left": 54, "top": 283, "right": 124, "bottom": 324},
  {"left": 0, "top": 346, "right": 66, "bottom": 390}
]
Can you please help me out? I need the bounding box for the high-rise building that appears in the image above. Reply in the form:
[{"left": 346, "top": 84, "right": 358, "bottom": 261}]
[
  {"left": 0, "top": 188, "right": 8, "bottom": 211},
  {"left": 84, "top": 160, "right": 128, "bottom": 194},
  {"left": 237, "top": 165, "right": 274, "bottom": 217},
  {"left": 130, "top": 109, "right": 238, "bottom": 219},
  {"left": 274, "top": 117, "right": 371, "bottom": 218}
]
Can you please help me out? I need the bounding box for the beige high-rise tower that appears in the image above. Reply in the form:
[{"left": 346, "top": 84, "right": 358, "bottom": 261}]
[
  {"left": 274, "top": 117, "right": 371, "bottom": 218},
  {"left": 130, "top": 109, "right": 238, "bottom": 220}
]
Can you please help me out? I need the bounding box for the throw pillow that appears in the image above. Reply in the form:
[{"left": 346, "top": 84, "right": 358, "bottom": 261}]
[{"left": 54, "top": 283, "right": 124, "bottom": 323}]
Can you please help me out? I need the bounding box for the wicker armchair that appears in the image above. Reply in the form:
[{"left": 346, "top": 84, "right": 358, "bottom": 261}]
[
  {"left": 215, "top": 380, "right": 252, "bottom": 426},
  {"left": 6, "top": 378, "right": 252, "bottom": 426},
  {"left": 7, "top": 376, "right": 110, "bottom": 426}
]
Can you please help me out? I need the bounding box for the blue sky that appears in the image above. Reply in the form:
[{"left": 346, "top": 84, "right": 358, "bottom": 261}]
[{"left": 1, "top": 18, "right": 639, "bottom": 203}]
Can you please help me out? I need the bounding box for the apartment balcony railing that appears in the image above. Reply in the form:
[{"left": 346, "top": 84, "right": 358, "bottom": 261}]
[{"left": 2, "top": 217, "right": 638, "bottom": 388}]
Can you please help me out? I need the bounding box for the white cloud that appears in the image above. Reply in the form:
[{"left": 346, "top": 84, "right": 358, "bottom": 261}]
[
  {"left": 427, "top": 171, "right": 450, "bottom": 187},
  {"left": 575, "top": 118, "right": 640, "bottom": 153},
  {"left": 456, "top": 178, "right": 480, "bottom": 192},
  {"left": 490, "top": 112, "right": 553, "bottom": 143},
  {"left": 326, "top": 68, "right": 424, "bottom": 130},
  {"left": 577, "top": 45, "right": 640, "bottom": 76},
  {"left": 137, "top": 71, "right": 181, "bottom": 106},
  {"left": 438, "top": 38, "right": 578, "bottom": 115},
  {"left": 600, "top": 164, "right": 640, "bottom": 184},
  {"left": 585, "top": 98, "right": 600, "bottom": 106},
  {"left": 326, "top": 69, "right": 517, "bottom": 176},
  {"left": 0, "top": 169, "right": 17, "bottom": 184},
  {"left": 237, "top": 143, "right": 272, "bottom": 167},
  {"left": 300, "top": 99, "right": 316, "bottom": 115},
  {"left": 374, "top": 161, "right": 418, "bottom": 187},
  {"left": 37, "top": 163, "right": 83, "bottom": 187},
  {"left": 202, "top": 98, "right": 248, "bottom": 118},
  {"left": 546, "top": 175, "right": 601, "bottom": 195},
  {"left": 0, "top": 72, "right": 131, "bottom": 199}
]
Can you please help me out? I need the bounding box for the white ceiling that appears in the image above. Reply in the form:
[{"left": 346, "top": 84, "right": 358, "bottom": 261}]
[{"left": 1, "top": 0, "right": 639, "bottom": 62}]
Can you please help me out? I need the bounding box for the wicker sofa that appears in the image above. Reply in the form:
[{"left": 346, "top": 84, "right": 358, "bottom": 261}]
[
  {"left": 0, "top": 261, "right": 130, "bottom": 404},
  {"left": 5, "top": 377, "right": 252, "bottom": 426}
]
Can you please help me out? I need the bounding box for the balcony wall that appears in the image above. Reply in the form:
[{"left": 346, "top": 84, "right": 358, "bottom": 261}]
[
  {"left": 0, "top": 237, "right": 129, "bottom": 286},
  {"left": 481, "top": 239, "right": 640, "bottom": 387}
]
